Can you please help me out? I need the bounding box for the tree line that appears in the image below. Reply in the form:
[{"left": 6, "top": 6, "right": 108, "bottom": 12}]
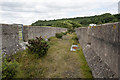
[{"left": 31, "top": 13, "right": 120, "bottom": 28}]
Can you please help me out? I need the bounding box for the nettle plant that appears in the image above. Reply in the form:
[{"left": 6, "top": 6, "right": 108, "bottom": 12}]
[{"left": 26, "top": 36, "right": 50, "bottom": 58}]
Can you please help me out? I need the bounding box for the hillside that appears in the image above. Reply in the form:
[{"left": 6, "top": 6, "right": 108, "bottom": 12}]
[{"left": 31, "top": 13, "right": 120, "bottom": 28}]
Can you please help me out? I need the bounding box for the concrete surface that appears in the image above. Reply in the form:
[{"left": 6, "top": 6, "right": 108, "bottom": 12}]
[{"left": 75, "top": 22, "right": 120, "bottom": 78}]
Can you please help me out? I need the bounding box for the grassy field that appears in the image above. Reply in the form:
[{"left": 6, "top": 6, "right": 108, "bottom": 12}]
[
  {"left": 19, "top": 30, "right": 23, "bottom": 42},
  {"left": 12, "top": 33, "right": 93, "bottom": 78}
]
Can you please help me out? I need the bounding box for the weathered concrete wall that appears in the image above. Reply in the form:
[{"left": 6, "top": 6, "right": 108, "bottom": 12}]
[
  {"left": 0, "top": 25, "right": 2, "bottom": 53},
  {"left": 0, "top": 24, "right": 67, "bottom": 55},
  {"left": 23, "top": 26, "right": 67, "bottom": 41},
  {"left": 1, "top": 24, "right": 20, "bottom": 55},
  {"left": 0, "top": 25, "right": 2, "bottom": 80},
  {"left": 75, "top": 22, "right": 120, "bottom": 78}
]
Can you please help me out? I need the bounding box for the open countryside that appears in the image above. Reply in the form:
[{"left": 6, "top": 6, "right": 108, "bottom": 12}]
[{"left": 1, "top": 0, "right": 120, "bottom": 79}]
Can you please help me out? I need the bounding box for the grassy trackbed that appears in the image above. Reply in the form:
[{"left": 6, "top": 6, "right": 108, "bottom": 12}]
[{"left": 13, "top": 33, "right": 93, "bottom": 78}]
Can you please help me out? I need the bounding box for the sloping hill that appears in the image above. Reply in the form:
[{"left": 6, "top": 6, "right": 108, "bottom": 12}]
[{"left": 31, "top": 13, "right": 120, "bottom": 27}]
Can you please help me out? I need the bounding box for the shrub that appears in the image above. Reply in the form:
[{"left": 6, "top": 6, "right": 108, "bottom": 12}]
[
  {"left": 2, "top": 57, "right": 19, "bottom": 79},
  {"left": 68, "top": 29, "right": 75, "bottom": 33},
  {"left": 26, "top": 36, "right": 49, "bottom": 58},
  {"left": 61, "top": 32, "right": 67, "bottom": 35},
  {"left": 72, "top": 35, "right": 79, "bottom": 43},
  {"left": 72, "top": 41, "right": 78, "bottom": 45},
  {"left": 55, "top": 33, "right": 63, "bottom": 39},
  {"left": 48, "top": 37, "right": 57, "bottom": 41}
]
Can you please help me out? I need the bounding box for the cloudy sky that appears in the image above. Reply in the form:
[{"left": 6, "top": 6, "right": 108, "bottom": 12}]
[{"left": 0, "top": 0, "right": 119, "bottom": 25}]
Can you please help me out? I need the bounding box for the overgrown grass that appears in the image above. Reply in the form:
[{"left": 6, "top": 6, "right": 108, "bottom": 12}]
[
  {"left": 69, "top": 33, "right": 93, "bottom": 78},
  {"left": 2, "top": 33, "right": 93, "bottom": 78},
  {"left": 76, "top": 47, "right": 93, "bottom": 78},
  {"left": 9, "top": 50, "right": 47, "bottom": 78},
  {"left": 19, "top": 31, "right": 23, "bottom": 42}
]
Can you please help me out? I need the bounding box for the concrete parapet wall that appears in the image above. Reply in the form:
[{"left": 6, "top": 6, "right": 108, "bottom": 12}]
[
  {"left": 0, "top": 24, "right": 67, "bottom": 55},
  {"left": 0, "top": 24, "right": 20, "bottom": 55},
  {"left": 0, "top": 25, "right": 2, "bottom": 54},
  {"left": 75, "top": 22, "right": 120, "bottom": 78},
  {"left": 23, "top": 26, "right": 67, "bottom": 41}
]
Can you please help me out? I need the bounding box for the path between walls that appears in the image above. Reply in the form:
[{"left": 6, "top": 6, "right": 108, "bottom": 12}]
[{"left": 40, "top": 33, "right": 93, "bottom": 78}]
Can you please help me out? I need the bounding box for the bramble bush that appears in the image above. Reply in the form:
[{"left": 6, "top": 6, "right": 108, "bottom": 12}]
[{"left": 26, "top": 36, "right": 50, "bottom": 58}]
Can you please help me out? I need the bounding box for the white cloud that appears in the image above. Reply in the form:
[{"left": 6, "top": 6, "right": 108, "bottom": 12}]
[{"left": 0, "top": 0, "right": 119, "bottom": 25}]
